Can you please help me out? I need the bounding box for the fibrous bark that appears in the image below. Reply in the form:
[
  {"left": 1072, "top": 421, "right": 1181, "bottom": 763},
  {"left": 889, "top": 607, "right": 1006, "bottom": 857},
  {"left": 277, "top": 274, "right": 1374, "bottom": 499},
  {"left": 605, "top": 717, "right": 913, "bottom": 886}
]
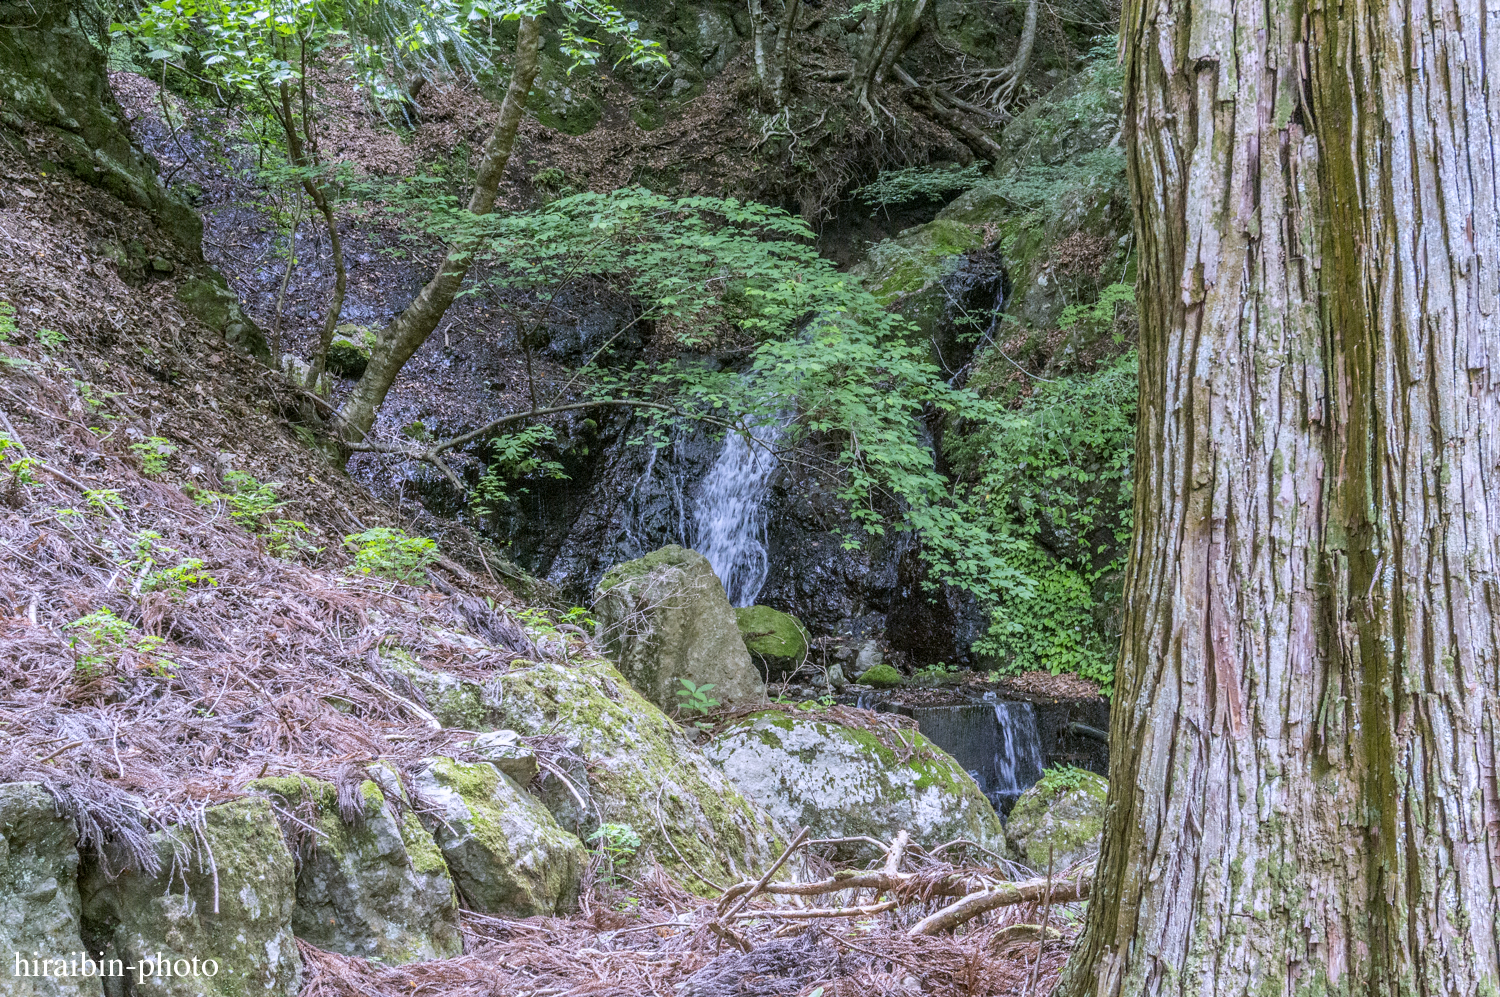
[
  {"left": 338, "top": 16, "right": 542, "bottom": 442},
  {"left": 1059, "top": 1, "right": 1500, "bottom": 995}
]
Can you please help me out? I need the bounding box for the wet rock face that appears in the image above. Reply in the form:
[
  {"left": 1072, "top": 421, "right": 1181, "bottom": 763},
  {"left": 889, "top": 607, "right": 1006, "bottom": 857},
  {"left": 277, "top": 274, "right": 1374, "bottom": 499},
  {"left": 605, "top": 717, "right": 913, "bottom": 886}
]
[
  {"left": 0, "top": 783, "right": 93, "bottom": 997},
  {"left": 704, "top": 712, "right": 1005, "bottom": 863},
  {"left": 246, "top": 775, "right": 462, "bottom": 966},
  {"left": 593, "top": 545, "right": 766, "bottom": 712},
  {"left": 487, "top": 659, "right": 786, "bottom": 892},
  {"left": 79, "top": 796, "right": 302, "bottom": 997}
]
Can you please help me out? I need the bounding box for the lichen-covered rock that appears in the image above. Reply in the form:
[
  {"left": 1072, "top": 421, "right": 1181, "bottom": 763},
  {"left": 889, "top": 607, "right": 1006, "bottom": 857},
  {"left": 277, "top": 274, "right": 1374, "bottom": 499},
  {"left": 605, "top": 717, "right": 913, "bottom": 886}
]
[
  {"left": 325, "top": 325, "right": 374, "bottom": 378},
  {"left": 734, "top": 605, "right": 808, "bottom": 678},
  {"left": 469, "top": 729, "right": 539, "bottom": 784},
  {"left": 704, "top": 712, "right": 1004, "bottom": 862},
  {"left": 247, "top": 775, "right": 461, "bottom": 965},
  {"left": 0, "top": 783, "right": 93, "bottom": 997},
  {"left": 594, "top": 545, "right": 765, "bottom": 712},
  {"left": 411, "top": 757, "right": 586, "bottom": 916},
  {"left": 176, "top": 276, "right": 270, "bottom": 363},
  {"left": 1005, "top": 768, "right": 1107, "bottom": 872},
  {"left": 487, "top": 658, "right": 785, "bottom": 891},
  {"left": 382, "top": 646, "right": 497, "bottom": 730},
  {"left": 79, "top": 796, "right": 301, "bottom": 997}
]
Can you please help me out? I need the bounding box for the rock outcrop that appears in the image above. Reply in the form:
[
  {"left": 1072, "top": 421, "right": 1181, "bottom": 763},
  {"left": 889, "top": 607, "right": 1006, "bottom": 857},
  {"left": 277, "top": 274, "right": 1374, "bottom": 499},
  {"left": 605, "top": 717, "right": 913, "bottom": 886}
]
[
  {"left": 79, "top": 796, "right": 302, "bottom": 997},
  {"left": 1, "top": 783, "right": 93, "bottom": 997},
  {"left": 248, "top": 774, "right": 462, "bottom": 965},
  {"left": 704, "top": 711, "right": 1004, "bottom": 862},
  {"left": 487, "top": 658, "right": 785, "bottom": 891},
  {"left": 412, "top": 757, "right": 586, "bottom": 917},
  {"left": 593, "top": 545, "right": 765, "bottom": 712},
  {"left": 1005, "top": 767, "right": 1107, "bottom": 872}
]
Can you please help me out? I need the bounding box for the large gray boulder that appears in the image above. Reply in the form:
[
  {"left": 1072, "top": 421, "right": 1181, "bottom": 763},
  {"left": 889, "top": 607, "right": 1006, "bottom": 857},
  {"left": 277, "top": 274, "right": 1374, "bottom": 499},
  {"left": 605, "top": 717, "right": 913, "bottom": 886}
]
[
  {"left": 593, "top": 545, "right": 765, "bottom": 713},
  {"left": 1, "top": 783, "right": 93, "bottom": 997},
  {"left": 1005, "top": 768, "right": 1107, "bottom": 873},
  {"left": 487, "top": 658, "right": 785, "bottom": 893},
  {"left": 412, "top": 757, "right": 586, "bottom": 917},
  {"left": 704, "top": 711, "right": 1005, "bottom": 863},
  {"left": 248, "top": 774, "right": 461, "bottom": 965},
  {"left": 79, "top": 796, "right": 301, "bottom": 997}
]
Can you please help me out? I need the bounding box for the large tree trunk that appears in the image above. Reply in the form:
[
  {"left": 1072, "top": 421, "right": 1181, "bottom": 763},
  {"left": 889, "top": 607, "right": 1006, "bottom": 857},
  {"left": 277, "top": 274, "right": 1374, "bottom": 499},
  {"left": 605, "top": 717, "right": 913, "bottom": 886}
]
[
  {"left": 337, "top": 16, "right": 542, "bottom": 442},
  {"left": 1059, "top": 0, "right": 1500, "bottom": 994}
]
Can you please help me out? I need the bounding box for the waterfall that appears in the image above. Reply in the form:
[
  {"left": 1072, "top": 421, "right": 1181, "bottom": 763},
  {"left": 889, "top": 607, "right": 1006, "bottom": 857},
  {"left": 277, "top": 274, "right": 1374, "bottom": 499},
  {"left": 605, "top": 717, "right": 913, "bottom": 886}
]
[
  {"left": 690, "top": 421, "right": 781, "bottom": 607},
  {"left": 991, "top": 700, "right": 1045, "bottom": 807}
]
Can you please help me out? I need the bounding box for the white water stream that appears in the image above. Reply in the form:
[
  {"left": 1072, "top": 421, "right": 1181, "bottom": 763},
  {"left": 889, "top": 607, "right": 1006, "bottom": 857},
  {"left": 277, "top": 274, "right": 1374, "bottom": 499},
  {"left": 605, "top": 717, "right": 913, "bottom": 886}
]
[{"left": 689, "top": 421, "right": 782, "bottom": 607}]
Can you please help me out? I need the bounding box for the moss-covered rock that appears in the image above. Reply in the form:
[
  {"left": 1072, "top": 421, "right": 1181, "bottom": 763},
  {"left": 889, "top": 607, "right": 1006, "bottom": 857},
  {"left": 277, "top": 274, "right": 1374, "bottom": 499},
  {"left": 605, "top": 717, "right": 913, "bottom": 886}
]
[
  {"left": 734, "top": 605, "right": 808, "bottom": 678},
  {"left": 79, "top": 796, "right": 301, "bottom": 997},
  {"left": 1, "top": 783, "right": 93, "bottom": 997},
  {"left": 382, "top": 646, "right": 498, "bottom": 730},
  {"left": 247, "top": 775, "right": 461, "bottom": 965},
  {"left": 1004, "top": 768, "right": 1107, "bottom": 873},
  {"left": 176, "top": 276, "right": 270, "bottom": 364},
  {"left": 487, "top": 658, "right": 785, "bottom": 892},
  {"left": 854, "top": 663, "right": 903, "bottom": 688},
  {"left": 853, "top": 218, "right": 987, "bottom": 307},
  {"left": 469, "top": 729, "right": 539, "bottom": 784},
  {"left": 594, "top": 545, "right": 765, "bottom": 712},
  {"left": 0, "top": 0, "right": 200, "bottom": 249},
  {"left": 703, "top": 712, "right": 1004, "bottom": 863},
  {"left": 411, "top": 757, "right": 586, "bottom": 917},
  {"left": 325, "top": 325, "right": 374, "bottom": 378}
]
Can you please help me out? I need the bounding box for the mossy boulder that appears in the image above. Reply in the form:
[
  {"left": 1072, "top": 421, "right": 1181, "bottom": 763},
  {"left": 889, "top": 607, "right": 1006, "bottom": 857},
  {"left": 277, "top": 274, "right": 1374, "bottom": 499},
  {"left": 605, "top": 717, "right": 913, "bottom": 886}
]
[
  {"left": 487, "top": 658, "right": 785, "bottom": 892},
  {"left": 176, "top": 276, "right": 270, "bottom": 363},
  {"left": 853, "top": 218, "right": 987, "bottom": 308},
  {"left": 734, "top": 605, "right": 809, "bottom": 678},
  {"left": 382, "top": 646, "right": 497, "bottom": 730},
  {"left": 411, "top": 757, "right": 586, "bottom": 917},
  {"left": 594, "top": 545, "right": 766, "bottom": 713},
  {"left": 469, "top": 729, "right": 539, "bottom": 784},
  {"left": 1005, "top": 768, "right": 1107, "bottom": 873},
  {"left": 703, "top": 712, "right": 1004, "bottom": 863},
  {"left": 854, "top": 663, "right": 904, "bottom": 688},
  {"left": 0, "top": 0, "right": 201, "bottom": 249},
  {"left": 325, "top": 324, "right": 375, "bottom": 378},
  {"left": 1, "top": 783, "right": 93, "bottom": 997},
  {"left": 79, "top": 796, "right": 302, "bottom": 997},
  {"left": 247, "top": 775, "right": 461, "bottom": 965}
]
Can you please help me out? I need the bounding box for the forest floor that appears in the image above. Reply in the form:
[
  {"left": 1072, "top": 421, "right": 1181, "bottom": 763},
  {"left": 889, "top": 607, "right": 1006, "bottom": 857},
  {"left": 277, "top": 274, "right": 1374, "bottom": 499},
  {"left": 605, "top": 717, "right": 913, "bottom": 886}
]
[{"left": 0, "top": 121, "right": 1077, "bottom": 994}]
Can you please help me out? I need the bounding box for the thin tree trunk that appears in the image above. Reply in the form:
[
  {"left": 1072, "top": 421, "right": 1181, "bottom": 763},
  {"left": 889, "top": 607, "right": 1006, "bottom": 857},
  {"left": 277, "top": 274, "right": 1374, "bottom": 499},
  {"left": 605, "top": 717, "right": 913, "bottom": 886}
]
[
  {"left": 747, "top": 0, "right": 772, "bottom": 83},
  {"left": 269, "top": 214, "right": 299, "bottom": 364},
  {"left": 337, "top": 16, "right": 542, "bottom": 442},
  {"left": 770, "top": 0, "right": 800, "bottom": 105},
  {"left": 270, "top": 77, "right": 347, "bottom": 391},
  {"left": 1059, "top": 1, "right": 1500, "bottom": 995}
]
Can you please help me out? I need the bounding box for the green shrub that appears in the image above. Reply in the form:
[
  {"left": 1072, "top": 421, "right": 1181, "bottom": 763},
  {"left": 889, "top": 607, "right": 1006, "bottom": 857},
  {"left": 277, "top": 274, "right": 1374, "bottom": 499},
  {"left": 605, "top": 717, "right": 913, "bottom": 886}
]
[
  {"left": 130, "top": 436, "right": 176, "bottom": 477},
  {"left": 65, "top": 607, "right": 169, "bottom": 679},
  {"left": 343, "top": 527, "right": 438, "bottom": 584}
]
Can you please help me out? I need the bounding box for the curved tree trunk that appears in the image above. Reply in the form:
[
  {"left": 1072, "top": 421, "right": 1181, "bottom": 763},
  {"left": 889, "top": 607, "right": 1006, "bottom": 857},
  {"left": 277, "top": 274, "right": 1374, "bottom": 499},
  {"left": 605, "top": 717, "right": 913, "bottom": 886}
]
[
  {"left": 1059, "top": 1, "right": 1500, "bottom": 994},
  {"left": 337, "top": 16, "right": 542, "bottom": 442},
  {"left": 850, "top": 0, "right": 927, "bottom": 121}
]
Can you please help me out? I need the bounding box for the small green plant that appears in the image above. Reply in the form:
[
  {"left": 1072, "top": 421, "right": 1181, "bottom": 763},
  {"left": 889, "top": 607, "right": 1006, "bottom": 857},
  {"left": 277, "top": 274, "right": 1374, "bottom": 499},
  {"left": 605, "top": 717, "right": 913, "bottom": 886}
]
[
  {"left": 65, "top": 607, "right": 170, "bottom": 679},
  {"left": 1036, "top": 764, "right": 1091, "bottom": 795},
  {"left": 0, "top": 434, "right": 38, "bottom": 487},
  {"left": 343, "top": 527, "right": 437, "bottom": 584},
  {"left": 130, "top": 436, "right": 176, "bottom": 477},
  {"left": 0, "top": 300, "right": 14, "bottom": 340},
  {"left": 148, "top": 558, "right": 217, "bottom": 593},
  {"left": 194, "top": 469, "right": 283, "bottom": 523},
  {"left": 85, "top": 488, "right": 124, "bottom": 512},
  {"left": 37, "top": 328, "right": 67, "bottom": 349},
  {"left": 856, "top": 162, "right": 985, "bottom": 210},
  {"left": 587, "top": 822, "right": 641, "bottom": 880},
  {"left": 674, "top": 678, "right": 720, "bottom": 716},
  {"left": 914, "top": 662, "right": 960, "bottom": 682},
  {"left": 266, "top": 518, "right": 320, "bottom": 559}
]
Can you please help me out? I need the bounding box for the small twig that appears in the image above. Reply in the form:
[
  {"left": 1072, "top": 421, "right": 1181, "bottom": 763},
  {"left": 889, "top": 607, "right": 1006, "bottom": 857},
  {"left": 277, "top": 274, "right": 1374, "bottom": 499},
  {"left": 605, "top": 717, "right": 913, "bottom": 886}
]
[
  {"left": 732, "top": 900, "right": 900, "bottom": 920},
  {"left": 720, "top": 825, "right": 810, "bottom": 919},
  {"left": 35, "top": 740, "right": 86, "bottom": 764}
]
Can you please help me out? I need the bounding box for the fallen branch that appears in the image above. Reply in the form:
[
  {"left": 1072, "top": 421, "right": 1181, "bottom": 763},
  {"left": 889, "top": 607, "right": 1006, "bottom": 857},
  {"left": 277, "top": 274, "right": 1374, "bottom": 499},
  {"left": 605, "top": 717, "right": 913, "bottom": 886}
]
[{"left": 907, "top": 867, "right": 1091, "bottom": 936}]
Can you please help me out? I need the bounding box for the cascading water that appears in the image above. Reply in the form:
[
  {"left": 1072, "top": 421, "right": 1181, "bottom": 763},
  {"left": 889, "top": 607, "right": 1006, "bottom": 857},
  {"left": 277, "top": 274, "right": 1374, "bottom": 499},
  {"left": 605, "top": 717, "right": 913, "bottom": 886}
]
[
  {"left": 690, "top": 421, "right": 782, "bottom": 606},
  {"left": 990, "top": 699, "right": 1045, "bottom": 809},
  {"left": 887, "top": 696, "right": 1046, "bottom": 814}
]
